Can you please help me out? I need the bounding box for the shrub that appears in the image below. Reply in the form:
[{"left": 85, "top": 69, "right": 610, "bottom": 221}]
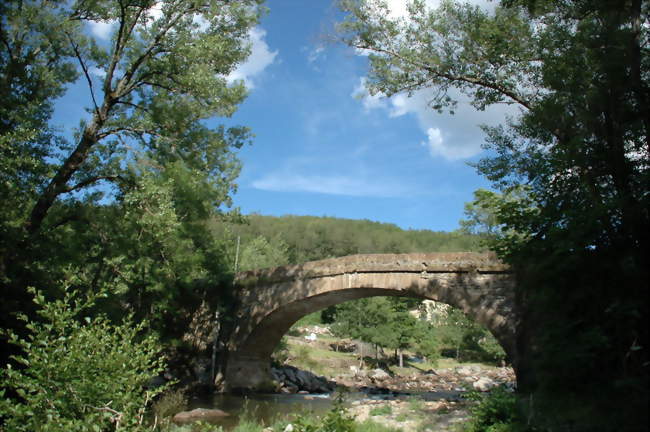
[
  {"left": 152, "top": 389, "right": 188, "bottom": 425},
  {"left": 464, "top": 386, "right": 523, "bottom": 432},
  {"left": 288, "top": 393, "right": 355, "bottom": 432},
  {"left": 0, "top": 287, "right": 168, "bottom": 432}
]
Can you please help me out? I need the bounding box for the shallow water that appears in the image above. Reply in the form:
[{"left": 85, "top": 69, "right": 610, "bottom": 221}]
[{"left": 188, "top": 389, "right": 465, "bottom": 429}]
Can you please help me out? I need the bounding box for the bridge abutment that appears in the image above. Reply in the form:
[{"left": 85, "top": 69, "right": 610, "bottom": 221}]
[{"left": 224, "top": 353, "right": 275, "bottom": 392}]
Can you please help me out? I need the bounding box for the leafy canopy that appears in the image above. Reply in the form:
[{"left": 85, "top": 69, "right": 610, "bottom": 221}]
[{"left": 339, "top": 0, "right": 648, "bottom": 428}]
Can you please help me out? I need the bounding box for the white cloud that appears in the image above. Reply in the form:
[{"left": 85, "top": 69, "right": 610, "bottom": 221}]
[
  {"left": 252, "top": 172, "right": 412, "bottom": 198},
  {"left": 227, "top": 27, "right": 278, "bottom": 89},
  {"left": 307, "top": 45, "right": 325, "bottom": 64},
  {"left": 353, "top": 78, "right": 518, "bottom": 160},
  {"left": 87, "top": 20, "right": 116, "bottom": 40},
  {"left": 423, "top": 126, "right": 480, "bottom": 159},
  {"left": 89, "top": 66, "right": 106, "bottom": 78},
  {"left": 383, "top": 0, "right": 440, "bottom": 19},
  {"left": 352, "top": 77, "right": 388, "bottom": 111},
  {"left": 148, "top": 3, "right": 164, "bottom": 21},
  {"left": 350, "top": 0, "right": 515, "bottom": 161},
  {"left": 383, "top": 0, "right": 495, "bottom": 19}
]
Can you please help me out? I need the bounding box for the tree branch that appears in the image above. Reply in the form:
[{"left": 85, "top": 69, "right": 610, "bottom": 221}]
[
  {"left": 114, "top": 99, "right": 152, "bottom": 114},
  {"left": 63, "top": 175, "right": 123, "bottom": 194},
  {"left": 353, "top": 42, "right": 534, "bottom": 111},
  {"left": 105, "top": 1, "right": 146, "bottom": 97},
  {"left": 98, "top": 126, "right": 163, "bottom": 140},
  {"left": 65, "top": 31, "right": 100, "bottom": 115},
  {"left": 117, "top": 2, "right": 203, "bottom": 97}
]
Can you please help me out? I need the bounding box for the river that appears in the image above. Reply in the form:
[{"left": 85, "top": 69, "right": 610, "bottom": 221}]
[{"left": 188, "top": 389, "right": 466, "bottom": 430}]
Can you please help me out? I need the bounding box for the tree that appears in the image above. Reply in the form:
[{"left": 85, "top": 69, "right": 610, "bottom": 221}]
[
  {"left": 238, "top": 235, "right": 290, "bottom": 271},
  {"left": 436, "top": 307, "right": 505, "bottom": 363},
  {"left": 21, "top": 0, "right": 261, "bottom": 235},
  {"left": 332, "top": 297, "right": 420, "bottom": 365},
  {"left": 339, "top": 0, "right": 648, "bottom": 429},
  {"left": 1, "top": 0, "right": 263, "bottom": 365}
]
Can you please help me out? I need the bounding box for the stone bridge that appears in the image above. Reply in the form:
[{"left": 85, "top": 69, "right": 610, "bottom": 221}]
[{"left": 221, "top": 253, "right": 517, "bottom": 391}]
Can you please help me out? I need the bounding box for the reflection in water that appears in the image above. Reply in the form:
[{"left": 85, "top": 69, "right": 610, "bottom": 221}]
[{"left": 189, "top": 393, "right": 334, "bottom": 430}]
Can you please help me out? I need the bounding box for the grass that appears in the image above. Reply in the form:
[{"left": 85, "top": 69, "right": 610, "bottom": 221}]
[
  {"left": 356, "top": 420, "right": 403, "bottom": 432},
  {"left": 395, "top": 413, "right": 408, "bottom": 422},
  {"left": 285, "top": 338, "right": 357, "bottom": 376},
  {"left": 407, "top": 397, "right": 425, "bottom": 412},
  {"left": 369, "top": 404, "right": 393, "bottom": 417}
]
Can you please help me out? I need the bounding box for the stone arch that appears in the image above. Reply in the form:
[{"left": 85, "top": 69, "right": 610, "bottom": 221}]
[{"left": 223, "top": 253, "right": 516, "bottom": 391}]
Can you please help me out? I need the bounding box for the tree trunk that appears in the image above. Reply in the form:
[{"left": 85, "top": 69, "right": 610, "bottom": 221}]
[
  {"left": 26, "top": 108, "right": 107, "bottom": 234},
  {"left": 398, "top": 350, "right": 403, "bottom": 368},
  {"left": 358, "top": 343, "right": 364, "bottom": 368}
]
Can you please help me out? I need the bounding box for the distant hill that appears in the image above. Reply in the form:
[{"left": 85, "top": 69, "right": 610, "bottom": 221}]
[{"left": 211, "top": 214, "right": 484, "bottom": 269}]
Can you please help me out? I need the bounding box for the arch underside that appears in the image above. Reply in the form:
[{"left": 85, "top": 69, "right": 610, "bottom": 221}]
[
  {"left": 240, "top": 287, "right": 422, "bottom": 359},
  {"left": 229, "top": 271, "right": 514, "bottom": 373}
]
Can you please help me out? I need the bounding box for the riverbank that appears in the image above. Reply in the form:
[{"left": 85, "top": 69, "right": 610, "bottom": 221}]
[{"left": 169, "top": 324, "right": 515, "bottom": 431}]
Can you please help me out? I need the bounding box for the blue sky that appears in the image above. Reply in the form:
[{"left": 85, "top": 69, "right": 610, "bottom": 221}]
[{"left": 53, "top": 0, "right": 514, "bottom": 232}]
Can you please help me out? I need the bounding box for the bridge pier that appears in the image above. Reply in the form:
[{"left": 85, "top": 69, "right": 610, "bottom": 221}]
[{"left": 224, "top": 353, "right": 275, "bottom": 392}]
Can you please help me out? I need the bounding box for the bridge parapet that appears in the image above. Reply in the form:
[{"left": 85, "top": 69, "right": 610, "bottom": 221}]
[{"left": 235, "top": 252, "right": 510, "bottom": 287}]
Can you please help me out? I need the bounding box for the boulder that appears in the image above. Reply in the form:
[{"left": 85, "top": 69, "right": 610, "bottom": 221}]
[
  {"left": 273, "top": 365, "right": 334, "bottom": 393},
  {"left": 284, "top": 367, "right": 297, "bottom": 383},
  {"left": 473, "top": 377, "right": 497, "bottom": 392},
  {"left": 172, "top": 408, "right": 230, "bottom": 425},
  {"left": 455, "top": 366, "right": 475, "bottom": 376},
  {"left": 370, "top": 368, "right": 390, "bottom": 381}
]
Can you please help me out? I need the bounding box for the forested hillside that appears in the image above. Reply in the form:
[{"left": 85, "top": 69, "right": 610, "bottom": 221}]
[{"left": 210, "top": 214, "right": 483, "bottom": 271}]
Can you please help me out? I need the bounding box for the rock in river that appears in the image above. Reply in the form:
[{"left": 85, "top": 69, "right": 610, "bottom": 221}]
[{"left": 172, "top": 408, "right": 230, "bottom": 425}]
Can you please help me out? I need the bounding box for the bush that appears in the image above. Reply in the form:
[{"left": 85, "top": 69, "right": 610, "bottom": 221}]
[
  {"left": 0, "top": 287, "right": 168, "bottom": 432},
  {"left": 289, "top": 393, "right": 355, "bottom": 432},
  {"left": 152, "top": 389, "right": 188, "bottom": 425},
  {"left": 464, "top": 386, "right": 524, "bottom": 432}
]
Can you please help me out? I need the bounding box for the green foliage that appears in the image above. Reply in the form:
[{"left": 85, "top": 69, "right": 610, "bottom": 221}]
[
  {"left": 292, "top": 345, "right": 319, "bottom": 372},
  {"left": 354, "top": 421, "right": 401, "bottom": 432},
  {"left": 340, "top": 1, "right": 649, "bottom": 428},
  {"left": 458, "top": 187, "right": 535, "bottom": 254},
  {"left": 291, "top": 394, "right": 356, "bottom": 432},
  {"left": 412, "top": 321, "right": 440, "bottom": 365},
  {"left": 231, "top": 419, "right": 264, "bottom": 432},
  {"left": 1, "top": 0, "right": 264, "bottom": 364},
  {"left": 213, "top": 214, "right": 484, "bottom": 267},
  {"left": 437, "top": 309, "right": 505, "bottom": 364},
  {"left": 293, "top": 312, "right": 324, "bottom": 328},
  {"left": 0, "top": 287, "right": 167, "bottom": 432},
  {"left": 463, "top": 386, "right": 522, "bottom": 432},
  {"left": 152, "top": 389, "right": 188, "bottom": 425},
  {"left": 332, "top": 297, "right": 420, "bottom": 357},
  {"left": 238, "top": 235, "right": 290, "bottom": 271},
  {"left": 406, "top": 396, "right": 425, "bottom": 413}
]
